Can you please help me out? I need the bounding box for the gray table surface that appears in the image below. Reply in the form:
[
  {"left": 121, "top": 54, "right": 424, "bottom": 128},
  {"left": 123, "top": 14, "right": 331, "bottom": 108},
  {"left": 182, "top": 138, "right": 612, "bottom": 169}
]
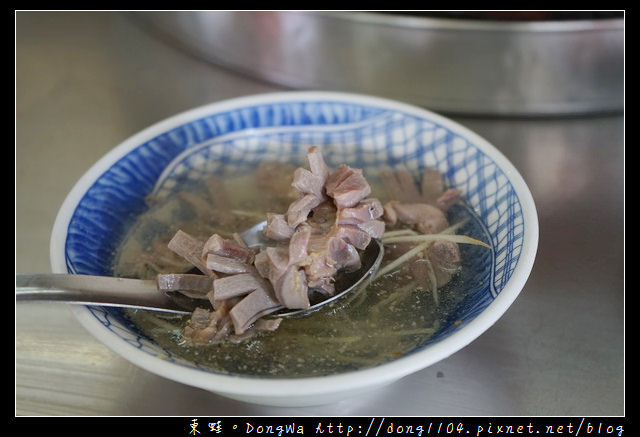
[{"left": 15, "top": 11, "right": 624, "bottom": 417}]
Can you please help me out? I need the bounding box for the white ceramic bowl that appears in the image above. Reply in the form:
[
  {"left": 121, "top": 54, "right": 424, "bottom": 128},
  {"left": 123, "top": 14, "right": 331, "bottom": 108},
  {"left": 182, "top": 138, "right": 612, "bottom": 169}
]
[{"left": 50, "top": 91, "right": 538, "bottom": 407}]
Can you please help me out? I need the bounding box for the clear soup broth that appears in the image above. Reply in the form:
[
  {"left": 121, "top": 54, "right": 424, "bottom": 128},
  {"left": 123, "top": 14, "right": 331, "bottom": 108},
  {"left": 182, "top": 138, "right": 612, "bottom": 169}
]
[{"left": 112, "top": 165, "right": 491, "bottom": 378}]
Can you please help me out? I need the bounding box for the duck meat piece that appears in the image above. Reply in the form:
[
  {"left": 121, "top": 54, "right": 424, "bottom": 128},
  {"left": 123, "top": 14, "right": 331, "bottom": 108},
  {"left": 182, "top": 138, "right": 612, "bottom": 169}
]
[
  {"left": 182, "top": 304, "right": 237, "bottom": 344},
  {"left": 384, "top": 201, "right": 449, "bottom": 234},
  {"left": 292, "top": 167, "right": 326, "bottom": 199},
  {"left": 356, "top": 219, "right": 386, "bottom": 239},
  {"left": 156, "top": 273, "right": 213, "bottom": 298},
  {"left": 306, "top": 145, "right": 330, "bottom": 182},
  {"left": 258, "top": 244, "right": 314, "bottom": 309},
  {"left": 380, "top": 168, "right": 404, "bottom": 202},
  {"left": 382, "top": 202, "right": 398, "bottom": 226},
  {"left": 286, "top": 193, "right": 323, "bottom": 227},
  {"left": 264, "top": 213, "right": 295, "bottom": 241},
  {"left": 435, "top": 188, "right": 462, "bottom": 212},
  {"left": 427, "top": 240, "right": 461, "bottom": 286},
  {"left": 406, "top": 239, "right": 461, "bottom": 288},
  {"left": 229, "top": 286, "right": 283, "bottom": 334},
  {"left": 183, "top": 301, "right": 243, "bottom": 344},
  {"left": 382, "top": 167, "right": 439, "bottom": 204},
  {"left": 381, "top": 167, "right": 427, "bottom": 203},
  {"left": 326, "top": 237, "right": 361, "bottom": 271},
  {"left": 288, "top": 225, "right": 312, "bottom": 265},
  {"left": 420, "top": 168, "right": 445, "bottom": 204},
  {"left": 274, "top": 266, "right": 310, "bottom": 309},
  {"left": 325, "top": 165, "right": 372, "bottom": 209},
  {"left": 332, "top": 224, "right": 371, "bottom": 250},
  {"left": 206, "top": 253, "right": 251, "bottom": 274},
  {"left": 188, "top": 307, "right": 211, "bottom": 327},
  {"left": 228, "top": 316, "right": 284, "bottom": 343},
  {"left": 382, "top": 167, "right": 460, "bottom": 212},
  {"left": 182, "top": 307, "right": 217, "bottom": 343},
  {"left": 336, "top": 198, "right": 384, "bottom": 225},
  {"left": 266, "top": 246, "right": 291, "bottom": 282},
  {"left": 213, "top": 273, "right": 263, "bottom": 302},
  {"left": 325, "top": 164, "right": 356, "bottom": 192},
  {"left": 167, "top": 230, "right": 212, "bottom": 276},
  {"left": 394, "top": 168, "right": 423, "bottom": 202},
  {"left": 416, "top": 169, "right": 463, "bottom": 212},
  {"left": 304, "top": 251, "right": 339, "bottom": 283},
  {"left": 257, "top": 246, "right": 290, "bottom": 285},
  {"left": 253, "top": 249, "right": 271, "bottom": 279},
  {"left": 211, "top": 315, "right": 235, "bottom": 342},
  {"left": 201, "top": 233, "right": 254, "bottom": 264}
]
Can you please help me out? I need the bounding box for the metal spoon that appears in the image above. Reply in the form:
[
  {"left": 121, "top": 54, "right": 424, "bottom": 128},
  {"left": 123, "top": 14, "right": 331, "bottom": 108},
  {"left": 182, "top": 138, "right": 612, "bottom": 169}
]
[{"left": 16, "top": 221, "right": 384, "bottom": 318}]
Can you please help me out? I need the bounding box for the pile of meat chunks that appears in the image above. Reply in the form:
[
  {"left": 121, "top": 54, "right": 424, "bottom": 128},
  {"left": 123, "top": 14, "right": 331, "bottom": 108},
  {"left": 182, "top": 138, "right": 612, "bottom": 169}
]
[{"left": 159, "top": 146, "right": 462, "bottom": 344}]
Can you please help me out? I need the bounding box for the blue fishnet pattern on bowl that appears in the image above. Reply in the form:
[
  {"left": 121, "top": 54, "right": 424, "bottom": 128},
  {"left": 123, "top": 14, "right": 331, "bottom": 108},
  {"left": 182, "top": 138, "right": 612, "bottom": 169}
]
[{"left": 64, "top": 101, "right": 524, "bottom": 367}]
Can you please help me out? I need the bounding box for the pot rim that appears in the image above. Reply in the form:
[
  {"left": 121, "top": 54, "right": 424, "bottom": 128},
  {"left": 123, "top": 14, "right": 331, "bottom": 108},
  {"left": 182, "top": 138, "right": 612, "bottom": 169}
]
[{"left": 309, "top": 10, "right": 624, "bottom": 33}]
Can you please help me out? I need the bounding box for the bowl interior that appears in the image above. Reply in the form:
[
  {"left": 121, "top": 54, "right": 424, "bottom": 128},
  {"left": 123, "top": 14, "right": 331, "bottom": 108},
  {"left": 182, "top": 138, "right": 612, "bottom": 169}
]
[{"left": 53, "top": 92, "right": 535, "bottom": 379}]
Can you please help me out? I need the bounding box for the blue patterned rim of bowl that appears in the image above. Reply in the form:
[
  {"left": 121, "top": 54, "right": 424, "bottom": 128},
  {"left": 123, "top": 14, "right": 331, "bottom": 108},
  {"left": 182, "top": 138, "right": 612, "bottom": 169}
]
[{"left": 52, "top": 92, "right": 536, "bottom": 372}]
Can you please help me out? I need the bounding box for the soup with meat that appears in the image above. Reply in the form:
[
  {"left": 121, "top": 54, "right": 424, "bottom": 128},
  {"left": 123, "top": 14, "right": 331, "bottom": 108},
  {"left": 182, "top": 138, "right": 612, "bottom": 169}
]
[{"left": 112, "top": 147, "right": 491, "bottom": 377}]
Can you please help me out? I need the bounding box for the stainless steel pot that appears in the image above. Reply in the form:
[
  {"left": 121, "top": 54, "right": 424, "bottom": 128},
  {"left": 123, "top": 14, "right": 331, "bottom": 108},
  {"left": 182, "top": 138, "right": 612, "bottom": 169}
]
[{"left": 132, "top": 11, "right": 624, "bottom": 116}]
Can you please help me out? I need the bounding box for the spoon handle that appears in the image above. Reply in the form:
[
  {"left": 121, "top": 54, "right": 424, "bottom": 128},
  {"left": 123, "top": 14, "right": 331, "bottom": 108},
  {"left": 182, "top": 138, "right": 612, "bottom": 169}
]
[{"left": 16, "top": 273, "right": 190, "bottom": 314}]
